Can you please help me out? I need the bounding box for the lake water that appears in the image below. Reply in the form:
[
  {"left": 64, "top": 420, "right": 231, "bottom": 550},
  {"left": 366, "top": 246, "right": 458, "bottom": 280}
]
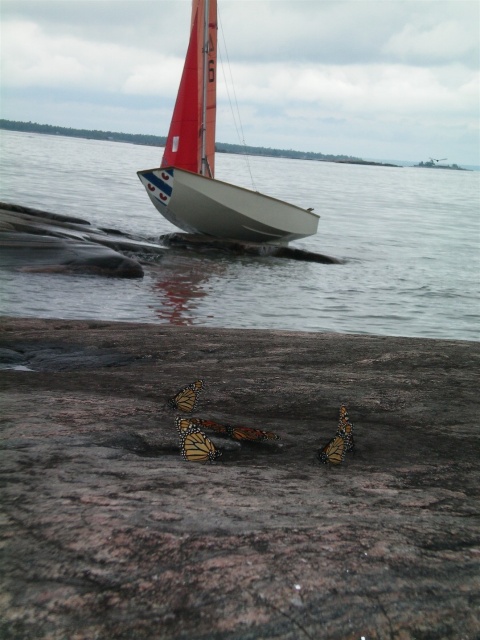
[{"left": 1, "top": 129, "right": 479, "bottom": 341}]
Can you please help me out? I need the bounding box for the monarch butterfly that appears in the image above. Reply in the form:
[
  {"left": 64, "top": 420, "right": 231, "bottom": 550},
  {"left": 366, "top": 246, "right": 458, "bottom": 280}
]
[
  {"left": 176, "top": 417, "right": 279, "bottom": 442},
  {"left": 336, "top": 404, "right": 355, "bottom": 452},
  {"left": 168, "top": 379, "right": 204, "bottom": 413},
  {"left": 317, "top": 434, "right": 346, "bottom": 465},
  {"left": 224, "top": 425, "right": 280, "bottom": 442},
  {"left": 174, "top": 416, "right": 228, "bottom": 435},
  {"left": 195, "top": 419, "right": 229, "bottom": 435},
  {"left": 180, "top": 428, "right": 222, "bottom": 463}
]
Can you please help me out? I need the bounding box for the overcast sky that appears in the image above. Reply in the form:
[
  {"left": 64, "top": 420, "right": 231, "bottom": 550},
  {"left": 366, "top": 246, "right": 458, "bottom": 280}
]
[{"left": 2, "top": 0, "right": 479, "bottom": 164}]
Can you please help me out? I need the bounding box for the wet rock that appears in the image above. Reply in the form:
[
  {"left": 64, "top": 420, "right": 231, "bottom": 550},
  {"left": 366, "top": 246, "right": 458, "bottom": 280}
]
[
  {"left": 0, "top": 201, "right": 93, "bottom": 226},
  {"left": 1, "top": 317, "right": 479, "bottom": 639},
  {"left": 0, "top": 202, "right": 168, "bottom": 279},
  {"left": 0, "top": 341, "right": 140, "bottom": 371},
  {"left": 0, "top": 231, "right": 144, "bottom": 278},
  {"left": 160, "top": 232, "right": 342, "bottom": 263}
]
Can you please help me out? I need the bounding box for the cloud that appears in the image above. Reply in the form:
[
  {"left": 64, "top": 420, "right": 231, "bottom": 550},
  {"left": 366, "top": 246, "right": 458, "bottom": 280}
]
[
  {"left": 4, "top": 0, "right": 479, "bottom": 67},
  {"left": 2, "top": 18, "right": 184, "bottom": 98},
  {"left": 221, "top": 59, "right": 478, "bottom": 119},
  {"left": 217, "top": 0, "right": 479, "bottom": 68},
  {"left": 383, "top": 17, "right": 478, "bottom": 66},
  {"left": 1, "top": 0, "right": 192, "bottom": 53},
  {"left": 1, "top": 0, "right": 479, "bottom": 164}
]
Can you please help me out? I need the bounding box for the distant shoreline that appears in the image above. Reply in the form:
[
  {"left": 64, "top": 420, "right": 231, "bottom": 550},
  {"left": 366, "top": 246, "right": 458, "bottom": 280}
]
[
  {"left": 335, "top": 159, "right": 400, "bottom": 168},
  {"left": 413, "top": 161, "right": 471, "bottom": 171},
  {"left": 0, "top": 118, "right": 360, "bottom": 164},
  {"left": 1, "top": 118, "right": 476, "bottom": 170}
]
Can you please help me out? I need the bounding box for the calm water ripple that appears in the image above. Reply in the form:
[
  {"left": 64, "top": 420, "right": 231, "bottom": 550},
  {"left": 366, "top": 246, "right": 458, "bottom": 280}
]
[{"left": 1, "top": 130, "right": 479, "bottom": 340}]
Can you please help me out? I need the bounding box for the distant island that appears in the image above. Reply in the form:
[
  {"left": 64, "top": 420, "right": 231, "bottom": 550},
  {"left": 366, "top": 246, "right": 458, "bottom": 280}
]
[
  {"left": 414, "top": 159, "right": 471, "bottom": 171},
  {"left": 1, "top": 118, "right": 393, "bottom": 165}
]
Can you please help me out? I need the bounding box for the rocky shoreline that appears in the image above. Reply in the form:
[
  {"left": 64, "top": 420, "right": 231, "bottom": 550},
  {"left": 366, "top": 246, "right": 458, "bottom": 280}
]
[
  {"left": 0, "top": 202, "right": 341, "bottom": 280},
  {"left": 1, "top": 317, "right": 479, "bottom": 638}
]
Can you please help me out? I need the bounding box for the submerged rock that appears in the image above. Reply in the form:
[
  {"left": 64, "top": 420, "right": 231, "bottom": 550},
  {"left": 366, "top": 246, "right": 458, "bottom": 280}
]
[{"left": 160, "top": 232, "right": 343, "bottom": 263}]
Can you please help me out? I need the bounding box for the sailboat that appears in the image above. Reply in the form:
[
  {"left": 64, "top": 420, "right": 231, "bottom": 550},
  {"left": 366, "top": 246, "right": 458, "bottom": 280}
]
[{"left": 137, "top": 0, "right": 319, "bottom": 245}]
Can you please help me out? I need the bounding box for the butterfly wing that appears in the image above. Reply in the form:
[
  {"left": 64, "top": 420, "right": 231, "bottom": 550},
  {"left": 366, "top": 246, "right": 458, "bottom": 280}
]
[
  {"left": 195, "top": 419, "right": 229, "bottom": 435},
  {"left": 227, "top": 426, "right": 280, "bottom": 442},
  {"left": 175, "top": 416, "right": 202, "bottom": 434},
  {"left": 343, "top": 429, "right": 355, "bottom": 453},
  {"left": 337, "top": 404, "right": 355, "bottom": 452},
  {"left": 180, "top": 429, "right": 221, "bottom": 463},
  {"left": 168, "top": 379, "right": 204, "bottom": 413},
  {"left": 317, "top": 435, "right": 346, "bottom": 465}
]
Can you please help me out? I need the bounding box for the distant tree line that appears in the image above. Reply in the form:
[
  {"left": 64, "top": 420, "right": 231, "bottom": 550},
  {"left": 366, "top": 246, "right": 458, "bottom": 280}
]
[
  {"left": 215, "top": 141, "right": 359, "bottom": 162},
  {"left": 0, "top": 119, "right": 166, "bottom": 147},
  {"left": 0, "top": 119, "right": 361, "bottom": 162}
]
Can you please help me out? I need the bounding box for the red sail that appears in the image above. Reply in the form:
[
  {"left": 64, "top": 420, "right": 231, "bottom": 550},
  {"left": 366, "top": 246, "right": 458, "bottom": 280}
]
[
  {"left": 161, "top": 11, "right": 200, "bottom": 173},
  {"left": 161, "top": 0, "right": 217, "bottom": 177}
]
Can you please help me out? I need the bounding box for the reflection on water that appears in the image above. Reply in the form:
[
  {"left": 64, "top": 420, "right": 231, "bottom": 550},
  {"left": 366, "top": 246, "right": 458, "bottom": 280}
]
[
  {"left": 153, "top": 271, "right": 204, "bottom": 325},
  {"left": 150, "top": 256, "right": 227, "bottom": 325}
]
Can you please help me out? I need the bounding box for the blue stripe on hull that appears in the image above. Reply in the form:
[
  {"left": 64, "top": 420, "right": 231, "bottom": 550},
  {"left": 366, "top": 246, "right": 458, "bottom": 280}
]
[{"left": 143, "top": 170, "right": 174, "bottom": 198}]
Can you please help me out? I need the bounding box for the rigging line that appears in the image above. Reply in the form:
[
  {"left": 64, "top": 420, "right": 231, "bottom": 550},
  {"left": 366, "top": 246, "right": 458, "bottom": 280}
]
[{"left": 217, "top": 6, "right": 257, "bottom": 192}]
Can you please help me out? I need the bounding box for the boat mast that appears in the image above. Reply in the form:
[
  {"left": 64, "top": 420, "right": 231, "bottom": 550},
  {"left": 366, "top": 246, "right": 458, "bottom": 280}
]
[{"left": 200, "top": 0, "right": 212, "bottom": 177}]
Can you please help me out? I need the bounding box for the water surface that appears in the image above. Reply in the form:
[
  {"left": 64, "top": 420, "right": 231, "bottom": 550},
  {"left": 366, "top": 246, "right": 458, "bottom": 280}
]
[{"left": 1, "top": 130, "right": 478, "bottom": 340}]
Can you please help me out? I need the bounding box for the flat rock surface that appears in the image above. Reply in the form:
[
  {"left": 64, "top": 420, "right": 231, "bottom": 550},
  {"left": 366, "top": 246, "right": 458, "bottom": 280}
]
[{"left": 1, "top": 317, "right": 479, "bottom": 639}]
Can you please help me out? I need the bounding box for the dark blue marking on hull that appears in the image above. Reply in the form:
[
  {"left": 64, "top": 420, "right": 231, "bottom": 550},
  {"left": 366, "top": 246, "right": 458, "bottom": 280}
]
[{"left": 143, "top": 171, "right": 173, "bottom": 198}]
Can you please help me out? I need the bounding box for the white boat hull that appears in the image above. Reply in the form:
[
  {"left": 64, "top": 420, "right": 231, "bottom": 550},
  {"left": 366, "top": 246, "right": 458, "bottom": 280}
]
[{"left": 137, "top": 167, "right": 319, "bottom": 244}]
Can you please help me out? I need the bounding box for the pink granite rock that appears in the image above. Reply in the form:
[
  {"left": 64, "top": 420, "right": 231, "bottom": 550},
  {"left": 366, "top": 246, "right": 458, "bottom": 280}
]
[{"left": 1, "top": 318, "right": 479, "bottom": 639}]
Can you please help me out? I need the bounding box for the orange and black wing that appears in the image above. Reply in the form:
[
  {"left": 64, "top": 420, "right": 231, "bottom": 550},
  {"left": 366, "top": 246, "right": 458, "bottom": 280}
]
[
  {"left": 317, "top": 435, "right": 346, "bottom": 465},
  {"left": 226, "top": 426, "right": 280, "bottom": 442},
  {"left": 168, "top": 379, "right": 204, "bottom": 413},
  {"left": 180, "top": 429, "right": 221, "bottom": 464},
  {"left": 336, "top": 404, "right": 355, "bottom": 452},
  {"left": 175, "top": 416, "right": 202, "bottom": 434},
  {"left": 195, "top": 419, "right": 230, "bottom": 435}
]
